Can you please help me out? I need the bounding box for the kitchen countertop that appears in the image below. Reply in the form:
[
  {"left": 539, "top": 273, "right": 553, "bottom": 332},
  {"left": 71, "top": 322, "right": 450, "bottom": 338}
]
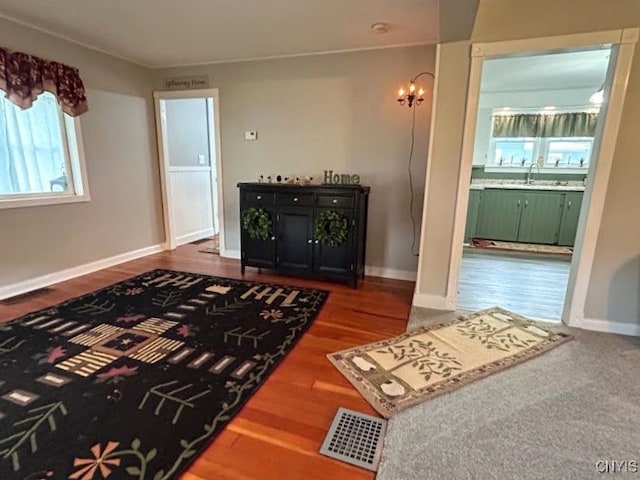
[{"left": 470, "top": 180, "right": 585, "bottom": 192}]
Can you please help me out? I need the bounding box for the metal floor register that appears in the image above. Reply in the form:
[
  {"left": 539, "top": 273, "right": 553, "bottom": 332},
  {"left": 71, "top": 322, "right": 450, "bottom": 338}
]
[{"left": 319, "top": 407, "right": 388, "bottom": 472}]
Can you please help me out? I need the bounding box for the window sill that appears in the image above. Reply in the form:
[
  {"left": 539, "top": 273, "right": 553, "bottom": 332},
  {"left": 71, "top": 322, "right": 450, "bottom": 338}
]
[
  {"left": 0, "top": 193, "right": 91, "bottom": 210},
  {"left": 482, "top": 166, "right": 589, "bottom": 174}
]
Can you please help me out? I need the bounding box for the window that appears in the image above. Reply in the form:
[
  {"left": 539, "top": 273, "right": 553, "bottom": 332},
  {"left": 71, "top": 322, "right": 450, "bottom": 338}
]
[
  {"left": 493, "top": 138, "right": 536, "bottom": 166},
  {"left": 0, "top": 92, "right": 88, "bottom": 208},
  {"left": 489, "top": 136, "right": 593, "bottom": 170},
  {"left": 545, "top": 138, "right": 593, "bottom": 167}
]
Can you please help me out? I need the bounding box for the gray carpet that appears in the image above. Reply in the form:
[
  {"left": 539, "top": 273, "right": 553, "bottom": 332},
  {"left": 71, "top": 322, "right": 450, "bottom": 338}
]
[{"left": 377, "top": 307, "right": 640, "bottom": 480}]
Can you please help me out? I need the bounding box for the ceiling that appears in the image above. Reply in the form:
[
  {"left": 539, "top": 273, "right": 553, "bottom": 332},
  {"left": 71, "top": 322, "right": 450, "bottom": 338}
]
[
  {"left": 0, "top": 0, "right": 439, "bottom": 68},
  {"left": 481, "top": 48, "right": 612, "bottom": 93}
]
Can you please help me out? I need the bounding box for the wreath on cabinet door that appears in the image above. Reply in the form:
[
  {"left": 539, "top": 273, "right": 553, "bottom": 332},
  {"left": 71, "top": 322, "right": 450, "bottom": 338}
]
[
  {"left": 242, "top": 207, "right": 272, "bottom": 240},
  {"left": 315, "top": 210, "right": 349, "bottom": 247}
]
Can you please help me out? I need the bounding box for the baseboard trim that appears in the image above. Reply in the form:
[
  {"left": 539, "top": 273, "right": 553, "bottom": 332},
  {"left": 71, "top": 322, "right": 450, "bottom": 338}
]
[
  {"left": 412, "top": 293, "right": 451, "bottom": 310},
  {"left": 221, "top": 249, "right": 241, "bottom": 260},
  {"left": 581, "top": 317, "right": 640, "bottom": 337},
  {"left": 364, "top": 266, "right": 417, "bottom": 281},
  {"left": 175, "top": 228, "right": 215, "bottom": 247},
  {"left": 0, "top": 244, "right": 165, "bottom": 301}
]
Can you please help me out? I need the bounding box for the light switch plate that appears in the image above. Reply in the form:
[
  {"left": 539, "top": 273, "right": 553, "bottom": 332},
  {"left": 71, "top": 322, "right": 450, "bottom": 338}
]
[{"left": 244, "top": 131, "right": 258, "bottom": 141}]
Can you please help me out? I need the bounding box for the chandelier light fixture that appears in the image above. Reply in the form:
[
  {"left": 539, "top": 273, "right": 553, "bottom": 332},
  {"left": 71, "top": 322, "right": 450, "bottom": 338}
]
[{"left": 397, "top": 71, "right": 434, "bottom": 108}]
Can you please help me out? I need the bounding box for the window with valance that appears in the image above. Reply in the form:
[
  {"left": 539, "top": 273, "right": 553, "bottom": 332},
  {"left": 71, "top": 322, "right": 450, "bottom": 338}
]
[
  {"left": 489, "top": 111, "right": 597, "bottom": 169},
  {"left": 0, "top": 46, "right": 89, "bottom": 208},
  {"left": 492, "top": 112, "right": 598, "bottom": 138}
]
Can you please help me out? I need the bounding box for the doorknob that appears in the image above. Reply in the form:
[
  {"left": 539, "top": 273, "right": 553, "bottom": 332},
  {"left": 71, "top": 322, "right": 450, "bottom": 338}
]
[
  {"left": 293, "top": 197, "right": 299, "bottom": 202},
  {"left": 315, "top": 240, "right": 319, "bottom": 244},
  {"left": 271, "top": 236, "right": 276, "bottom": 241},
  {"left": 307, "top": 239, "right": 312, "bottom": 244}
]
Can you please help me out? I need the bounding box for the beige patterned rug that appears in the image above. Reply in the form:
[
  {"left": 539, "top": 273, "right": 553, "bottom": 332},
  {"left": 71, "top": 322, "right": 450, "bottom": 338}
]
[
  {"left": 471, "top": 238, "right": 573, "bottom": 255},
  {"left": 327, "top": 307, "right": 572, "bottom": 418}
]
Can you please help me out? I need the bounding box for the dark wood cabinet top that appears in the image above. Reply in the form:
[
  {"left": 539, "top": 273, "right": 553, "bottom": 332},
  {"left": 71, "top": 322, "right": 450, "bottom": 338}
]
[{"left": 237, "top": 182, "right": 370, "bottom": 194}]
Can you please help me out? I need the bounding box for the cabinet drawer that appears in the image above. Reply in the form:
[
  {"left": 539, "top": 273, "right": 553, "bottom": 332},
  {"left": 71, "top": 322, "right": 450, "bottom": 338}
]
[
  {"left": 316, "top": 194, "right": 354, "bottom": 208},
  {"left": 242, "top": 191, "right": 275, "bottom": 206},
  {"left": 276, "top": 193, "right": 313, "bottom": 207}
]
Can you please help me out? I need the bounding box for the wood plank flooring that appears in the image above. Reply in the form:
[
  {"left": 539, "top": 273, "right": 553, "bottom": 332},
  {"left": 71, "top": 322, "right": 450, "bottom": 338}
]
[
  {"left": 457, "top": 248, "right": 571, "bottom": 321},
  {"left": 0, "top": 243, "right": 414, "bottom": 480}
]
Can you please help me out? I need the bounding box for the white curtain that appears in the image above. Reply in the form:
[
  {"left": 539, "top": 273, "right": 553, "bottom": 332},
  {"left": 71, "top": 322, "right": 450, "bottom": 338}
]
[{"left": 0, "top": 92, "right": 67, "bottom": 195}]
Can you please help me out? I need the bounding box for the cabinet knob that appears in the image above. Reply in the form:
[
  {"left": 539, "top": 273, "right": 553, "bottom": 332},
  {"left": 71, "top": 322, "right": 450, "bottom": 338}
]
[
  {"left": 293, "top": 197, "right": 299, "bottom": 202},
  {"left": 332, "top": 198, "right": 338, "bottom": 204},
  {"left": 568, "top": 201, "right": 572, "bottom": 208},
  {"left": 271, "top": 236, "right": 276, "bottom": 241},
  {"left": 256, "top": 195, "right": 262, "bottom": 200},
  {"left": 524, "top": 200, "right": 528, "bottom": 207},
  {"left": 307, "top": 239, "right": 312, "bottom": 244},
  {"left": 315, "top": 239, "right": 319, "bottom": 244}
]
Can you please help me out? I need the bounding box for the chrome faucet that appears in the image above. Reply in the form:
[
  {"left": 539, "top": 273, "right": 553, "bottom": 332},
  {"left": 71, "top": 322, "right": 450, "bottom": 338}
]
[{"left": 526, "top": 162, "right": 540, "bottom": 185}]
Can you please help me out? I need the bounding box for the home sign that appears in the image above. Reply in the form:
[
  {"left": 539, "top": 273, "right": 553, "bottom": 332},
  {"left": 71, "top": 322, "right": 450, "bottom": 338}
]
[{"left": 323, "top": 170, "right": 361, "bottom": 185}]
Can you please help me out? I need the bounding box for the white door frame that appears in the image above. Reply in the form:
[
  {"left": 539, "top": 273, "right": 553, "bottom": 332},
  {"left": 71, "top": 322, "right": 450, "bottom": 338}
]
[
  {"left": 153, "top": 88, "right": 226, "bottom": 255},
  {"left": 445, "top": 28, "right": 638, "bottom": 327}
]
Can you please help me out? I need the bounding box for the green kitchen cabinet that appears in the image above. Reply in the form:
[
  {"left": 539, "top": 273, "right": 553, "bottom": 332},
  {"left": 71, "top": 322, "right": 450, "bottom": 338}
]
[
  {"left": 558, "top": 191, "right": 584, "bottom": 246},
  {"left": 464, "top": 190, "right": 482, "bottom": 243},
  {"left": 517, "top": 192, "right": 565, "bottom": 244},
  {"left": 475, "top": 189, "right": 523, "bottom": 241}
]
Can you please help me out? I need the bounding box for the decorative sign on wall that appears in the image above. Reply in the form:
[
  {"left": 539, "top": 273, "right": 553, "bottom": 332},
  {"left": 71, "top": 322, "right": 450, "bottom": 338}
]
[
  {"left": 162, "top": 75, "right": 210, "bottom": 90},
  {"left": 323, "top": 170, "right": 361, "bottom": 185}
]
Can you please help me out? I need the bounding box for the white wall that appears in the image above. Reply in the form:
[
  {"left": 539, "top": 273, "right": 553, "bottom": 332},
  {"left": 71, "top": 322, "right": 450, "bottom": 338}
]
[
  {"left": 416, "top": 0, "right": 640, "bottom": 328},
  {"left": 165, "top": 98, "right": 210, "bottom": 167},
  {"left": 0, "top": 17, "right": 163, "bottom": 290},
  {"left": 154, "top": 45, "right": 436, "bottom": 276}
]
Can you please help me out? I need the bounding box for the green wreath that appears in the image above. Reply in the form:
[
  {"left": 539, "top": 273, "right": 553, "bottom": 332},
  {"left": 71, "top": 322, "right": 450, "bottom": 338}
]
[
  {"left": 315, "top": 210, "right": 349, "bottom": 246},
  {"left": 242, "top": 207, "right": 272, "bottom": 240}
]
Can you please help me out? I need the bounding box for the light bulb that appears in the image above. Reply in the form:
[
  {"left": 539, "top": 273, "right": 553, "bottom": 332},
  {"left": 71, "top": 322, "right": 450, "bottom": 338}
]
[
  {"left": 590, "top": 88, "right": 604, "bottom": 104},
  {"left": 409, "top": 83, "right": 416, "bottom": 93},
  {"left": 398, "top": 87, "right": 405, "bottom": 97},
  {"left": 418, "top": 88, "right": 424, "bottom": 96}
]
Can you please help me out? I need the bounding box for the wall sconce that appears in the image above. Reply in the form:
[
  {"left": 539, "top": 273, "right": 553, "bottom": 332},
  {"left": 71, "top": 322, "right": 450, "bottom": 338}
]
[{"left": 397, "top": 71, "right": 434, "bottom": 108}]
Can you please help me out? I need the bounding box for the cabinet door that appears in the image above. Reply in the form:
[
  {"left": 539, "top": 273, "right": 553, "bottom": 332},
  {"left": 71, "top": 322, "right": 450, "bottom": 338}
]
[
  {"left": 241, "top": 207, "right": 276, "bottom": 268},
  {"left": 313, "top": 208, "right": 354, "bottom": 277},
  {"left": 517, "top": 192, "right": 564, "bottom": 244},
  {"left": 558, "top": 192, "right": 583, "bottom": 246},
  {"left": 475, "top": 190, "right": 522, "bottom": 241},
  {"left": 276, "top": 207, "right": 314, "bottom": 273},
  {"left": 464, "top": 190, "right": 482, "bottom": 243}
]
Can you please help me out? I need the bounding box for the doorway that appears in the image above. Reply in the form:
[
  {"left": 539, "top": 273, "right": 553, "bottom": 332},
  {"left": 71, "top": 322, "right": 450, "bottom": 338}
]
[
  {"left": 458, "top": 47, "right": 610, "bottom": 321},
  {"left": 154, "top": 89, "right": 225, "bottom": 254},
  {"left": 445, "top": 29, "right": 637, "bottom": 325}
]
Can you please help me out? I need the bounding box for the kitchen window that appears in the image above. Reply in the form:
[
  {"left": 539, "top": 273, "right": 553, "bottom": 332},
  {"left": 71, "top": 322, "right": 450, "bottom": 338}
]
[
  {"left": 490, "top": 137, "right": 594, "bottom": 169},
  {"left": 0, "top": 92, "right": 89, "bottom": 209},
  {"left": 489, "top": 111, "right": 597, "bottom": 171}
]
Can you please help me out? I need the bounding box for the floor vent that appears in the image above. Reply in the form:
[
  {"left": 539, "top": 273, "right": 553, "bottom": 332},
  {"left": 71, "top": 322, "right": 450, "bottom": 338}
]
[
  {"left": 319, "top": 407, "right": 387, "bottom": 472},
  {"left": 0, "top": 288, "right": 52, "bottom": 305}
]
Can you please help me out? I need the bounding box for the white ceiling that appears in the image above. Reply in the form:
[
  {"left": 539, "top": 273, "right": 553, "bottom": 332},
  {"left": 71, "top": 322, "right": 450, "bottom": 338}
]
[
  {"left": 481, "top": 48, "right": 611, "bottom": 93},
  {"left": 0, "top": 0, "right": 439, "bottom": 68}
]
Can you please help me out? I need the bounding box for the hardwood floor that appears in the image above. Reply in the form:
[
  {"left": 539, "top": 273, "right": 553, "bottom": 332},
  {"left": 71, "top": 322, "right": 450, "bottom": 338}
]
[
  {"left": 0, "top": 243, "right": 414, "bottom": 480},
  {"left": 457, "top": 248, "right": 571, "bottom": 321}
]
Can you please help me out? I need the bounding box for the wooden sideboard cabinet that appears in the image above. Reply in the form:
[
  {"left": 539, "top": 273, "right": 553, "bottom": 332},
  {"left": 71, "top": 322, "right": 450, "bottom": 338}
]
[{"left": 237, "top": 183, "right": 370, "bottom": 287}]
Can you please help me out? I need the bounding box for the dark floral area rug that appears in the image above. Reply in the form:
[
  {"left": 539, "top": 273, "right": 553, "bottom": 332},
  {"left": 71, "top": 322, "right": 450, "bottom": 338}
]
[{"left": 0, "top": 269, "right": 328, "bottom": 480}]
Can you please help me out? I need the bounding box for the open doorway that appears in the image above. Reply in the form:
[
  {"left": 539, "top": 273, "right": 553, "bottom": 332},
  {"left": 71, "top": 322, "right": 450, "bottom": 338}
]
[
  {"left": 154, "top": 89, "right": 225, "bottom": 255},
  {"left": 444, "top": 29, "right": 637, "bottom": 325},
  {"left": 457, "top": 47, "right": 610, "bottom": 321}
]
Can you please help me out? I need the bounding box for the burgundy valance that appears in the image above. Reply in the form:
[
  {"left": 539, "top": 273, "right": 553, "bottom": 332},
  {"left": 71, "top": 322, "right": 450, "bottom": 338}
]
[{"left": 0, "top": 46, "right": 88, "bottom": 117}]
